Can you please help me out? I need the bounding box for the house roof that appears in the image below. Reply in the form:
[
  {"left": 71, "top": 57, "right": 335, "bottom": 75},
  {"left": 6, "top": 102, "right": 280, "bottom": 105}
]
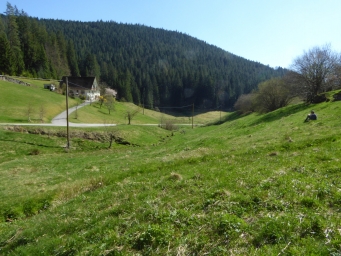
[{"left": 60, "top": 76, "right": 97, "bottom": 90}]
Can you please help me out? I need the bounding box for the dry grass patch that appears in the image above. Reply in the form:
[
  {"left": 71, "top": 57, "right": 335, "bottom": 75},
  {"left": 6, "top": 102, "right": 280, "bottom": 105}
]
[{"left": 169, "top": 172, "right": 182, "bottom": 181}]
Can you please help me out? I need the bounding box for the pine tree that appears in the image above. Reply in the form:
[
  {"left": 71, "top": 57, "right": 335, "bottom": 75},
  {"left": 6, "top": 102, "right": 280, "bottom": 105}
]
[{"left": 123, "top": 69, "right": 133, "bottom": 102}]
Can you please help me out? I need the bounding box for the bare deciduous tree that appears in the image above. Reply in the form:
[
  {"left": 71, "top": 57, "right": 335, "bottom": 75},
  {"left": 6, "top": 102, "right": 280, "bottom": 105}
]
[
  {"left": 288, "top": 44, "right": 341, "bottom": 103},
  {"left": 104, "top": 94, "right": 115, "bottom": 114},
  {"left": 39, "top": 105, "right": 45, "bottom": 123},
  {"left": 253, "top": 78, "right": 293, "bottom": 113},
  {"left": 103, "top": 120, "right": 118, "bottom": 149},
  {"left": 74, "top": 102, "right": 79, "bottom": 119},
  {"left": 234, "top": 94, "right": 255, "bottom": 114},
  {"left": 26, "top": 103, "right": 34, "bottom": 122},
  {"left": 125, "top": 108, "right": 139, "bottom": 125}
]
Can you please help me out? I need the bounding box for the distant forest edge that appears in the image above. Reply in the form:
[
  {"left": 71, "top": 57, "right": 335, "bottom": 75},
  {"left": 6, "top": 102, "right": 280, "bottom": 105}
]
[{"left": 0, "top": 3, "right": 287, "bottom": 110}]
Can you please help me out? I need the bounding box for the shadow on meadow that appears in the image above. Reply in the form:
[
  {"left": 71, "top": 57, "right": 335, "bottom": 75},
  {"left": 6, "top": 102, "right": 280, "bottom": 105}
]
[
  {"left": 0, "top": 138, "right": 61, "bottom": 149},
  {"left": 209, "top": 103, "right": 314, "bottom": 126},
  {"left": 250, "top": 103, "right": 313, "bottom": 125},
  {"left": 210, "top": 111, "right": 244, "bottom": 125}
]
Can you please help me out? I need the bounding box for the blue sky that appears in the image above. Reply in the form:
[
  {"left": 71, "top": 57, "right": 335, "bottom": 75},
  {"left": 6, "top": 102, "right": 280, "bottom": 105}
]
[{"left": 3, "top": 0, "right": 341, "bottom": 68}]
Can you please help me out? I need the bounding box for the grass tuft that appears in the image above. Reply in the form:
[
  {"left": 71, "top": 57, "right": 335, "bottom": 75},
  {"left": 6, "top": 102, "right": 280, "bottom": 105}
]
[{"left": 169, "top": 172, "right": 183, "bottom": 181}]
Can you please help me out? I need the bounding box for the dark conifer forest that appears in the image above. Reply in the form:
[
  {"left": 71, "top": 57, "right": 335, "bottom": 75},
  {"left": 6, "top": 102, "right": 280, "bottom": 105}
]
[{"left": 0, "top": 3, "right": 287, "bottom": 110}]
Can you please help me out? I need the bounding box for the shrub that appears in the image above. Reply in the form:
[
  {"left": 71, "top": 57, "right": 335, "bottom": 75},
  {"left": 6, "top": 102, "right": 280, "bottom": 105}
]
[
  {"left": 234, "top": 94, "right": 255, "bottom": 114},
  {"left": 253, "top": 78, "right": 293, "bottom": 113},
  {"left": 161, "top": 120, "right": 178, "bottom": 131}
]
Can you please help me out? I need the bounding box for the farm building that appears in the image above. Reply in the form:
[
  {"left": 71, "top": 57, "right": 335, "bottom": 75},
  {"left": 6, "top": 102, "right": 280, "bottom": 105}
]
[{"left": 60, "top": 76, "right": 100, "bottom": 101}]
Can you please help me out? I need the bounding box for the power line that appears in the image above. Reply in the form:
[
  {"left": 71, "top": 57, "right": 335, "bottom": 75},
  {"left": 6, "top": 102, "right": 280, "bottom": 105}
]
[{"left": 154, "top": 104, "right": 193, "bottom": 109}]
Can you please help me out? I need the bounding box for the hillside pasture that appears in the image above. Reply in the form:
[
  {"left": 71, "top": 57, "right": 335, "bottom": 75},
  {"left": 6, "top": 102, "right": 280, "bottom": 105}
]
[
  {"left": 72, "top": 101, "right": 228, "bottom": 126},
  {"left": 1, "top": 97, "right": 341, "bottom": 255},
  {"left": 1, "top": 77, "right": 228, "bottom": 126},
  {"left": 0, "top": 79, "right": 79, "bottom": 123}
]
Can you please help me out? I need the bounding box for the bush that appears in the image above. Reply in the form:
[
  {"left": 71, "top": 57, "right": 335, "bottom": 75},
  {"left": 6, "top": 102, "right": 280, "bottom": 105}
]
[
  {"left": 234, "top": 94, "right": 255, "bottom": 114},
  {"left": 253, "top": 78, "right": 293, "bottom": 113},
  {"left": 160, "top": 120, "right": 178, "bottom": 131}
]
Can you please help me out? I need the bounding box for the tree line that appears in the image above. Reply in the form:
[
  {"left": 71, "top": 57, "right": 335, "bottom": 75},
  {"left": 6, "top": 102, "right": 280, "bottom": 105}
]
[
  {"left": 234, "top": 44, "right": 341, "bottom": 114},
  {"left": 0, "top": 2, "right": 287, "bottom": 110},
  {"left": 0, "top": 4, "right": 80, "bottom": 80}
]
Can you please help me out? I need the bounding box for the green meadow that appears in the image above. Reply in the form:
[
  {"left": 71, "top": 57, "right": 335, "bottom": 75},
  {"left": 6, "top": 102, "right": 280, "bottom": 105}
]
[
  {"left": 0, "top": 79, "right": 79, "bottom": 123},
  {"left": 1, "top": 80, "right": 341, "bottom": 255}
]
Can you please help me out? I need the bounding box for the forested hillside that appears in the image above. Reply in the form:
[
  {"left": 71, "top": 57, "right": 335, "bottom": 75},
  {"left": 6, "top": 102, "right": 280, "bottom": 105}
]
[{"left": 0, "top": 3, "right": 287, "bottom": 110}]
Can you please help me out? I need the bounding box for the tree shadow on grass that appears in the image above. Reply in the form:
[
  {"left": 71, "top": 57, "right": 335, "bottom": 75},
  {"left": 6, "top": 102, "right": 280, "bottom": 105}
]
[
  {"left": 0, "top": 138, "right": 62, "bottom": 149},
  {"left": 210, "top": 111, "right": 248, "bottom": 125},
  {"left": 250, "top": 103, "right": 313, "bottom": 125}
]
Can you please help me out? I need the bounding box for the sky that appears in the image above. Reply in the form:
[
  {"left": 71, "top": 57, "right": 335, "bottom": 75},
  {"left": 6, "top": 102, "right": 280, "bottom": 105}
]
[{"left": 2, "top": 0, "right": 341, "bottom": 69}]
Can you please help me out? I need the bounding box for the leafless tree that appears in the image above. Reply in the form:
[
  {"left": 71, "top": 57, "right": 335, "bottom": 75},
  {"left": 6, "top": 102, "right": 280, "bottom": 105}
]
[
  {"left": 74, "top": 102, "right": 79, "bottom": 119},
  {"left": 125, "top": 108, "right": 139, "bottom": 125},
  {"left": 234, "top": 94, "right": 255, "bottom": 114},
  {"left": 26, "top": 103, "right": 34, "bottom": 122},
  {"left": 287, "top": 44, "right": 341, "bottom": 103},
  {"left": 103, "top": 120, "right": 119, "bottom": 149},
  {"left": 253, "top": 78, "right": 293, "bottom": 113},
  {"left": 39, "top": 104, "right": 45, "bottom": 123},
  {"left": 104, "top": 94, "right": 115, "bottom": 114}
]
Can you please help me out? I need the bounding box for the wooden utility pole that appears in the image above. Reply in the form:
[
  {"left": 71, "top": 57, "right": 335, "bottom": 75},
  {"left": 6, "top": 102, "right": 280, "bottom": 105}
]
[
  {"left": 142, "top": 88, "right": 145, "bottom": 115},
  {"left": 220, "top": 106, "right": 222, "bottom": 123},
  {"left": 66, "top": 77, "right": 70, "bottom": 149},
  {"left": 192, "top": 103, "right": 194, "bottom": 129}
]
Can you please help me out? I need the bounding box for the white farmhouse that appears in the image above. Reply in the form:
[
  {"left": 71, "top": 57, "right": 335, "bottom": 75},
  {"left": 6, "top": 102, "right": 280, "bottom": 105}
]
[{"left": 60, "top": 76, "right": 100, "bottom": 101}]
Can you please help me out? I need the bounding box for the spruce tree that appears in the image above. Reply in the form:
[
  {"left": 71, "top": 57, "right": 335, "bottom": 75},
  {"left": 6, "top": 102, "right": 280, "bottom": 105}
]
[
  {"left": 0, "top": 31, "right": 12, "bottom": 74},
  {"left": 7, "top": 13, "right": 24, "bottom": 75},
  {"left": 67, "top": 40, "right": 80, "bottom": 76}
]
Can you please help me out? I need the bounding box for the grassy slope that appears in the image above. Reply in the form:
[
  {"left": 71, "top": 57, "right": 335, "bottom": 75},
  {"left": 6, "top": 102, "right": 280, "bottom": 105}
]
[
  {"left": 1, "top": 78, "right": 227, "bottom": 125},
  {"left": 0, "top": 79, "right": 79, "bottom": 123},
  {"left": 1, "top": 98, "right": 341, "bottom": 254},
  {"left": 72, "top": 101, "right": 226, "bottom": 125}
]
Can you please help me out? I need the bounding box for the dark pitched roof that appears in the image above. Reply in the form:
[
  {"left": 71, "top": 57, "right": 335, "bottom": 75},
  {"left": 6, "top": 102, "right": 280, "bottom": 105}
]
[{"left": 60, "top": 76, "right": 97, "bottom": 90}]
